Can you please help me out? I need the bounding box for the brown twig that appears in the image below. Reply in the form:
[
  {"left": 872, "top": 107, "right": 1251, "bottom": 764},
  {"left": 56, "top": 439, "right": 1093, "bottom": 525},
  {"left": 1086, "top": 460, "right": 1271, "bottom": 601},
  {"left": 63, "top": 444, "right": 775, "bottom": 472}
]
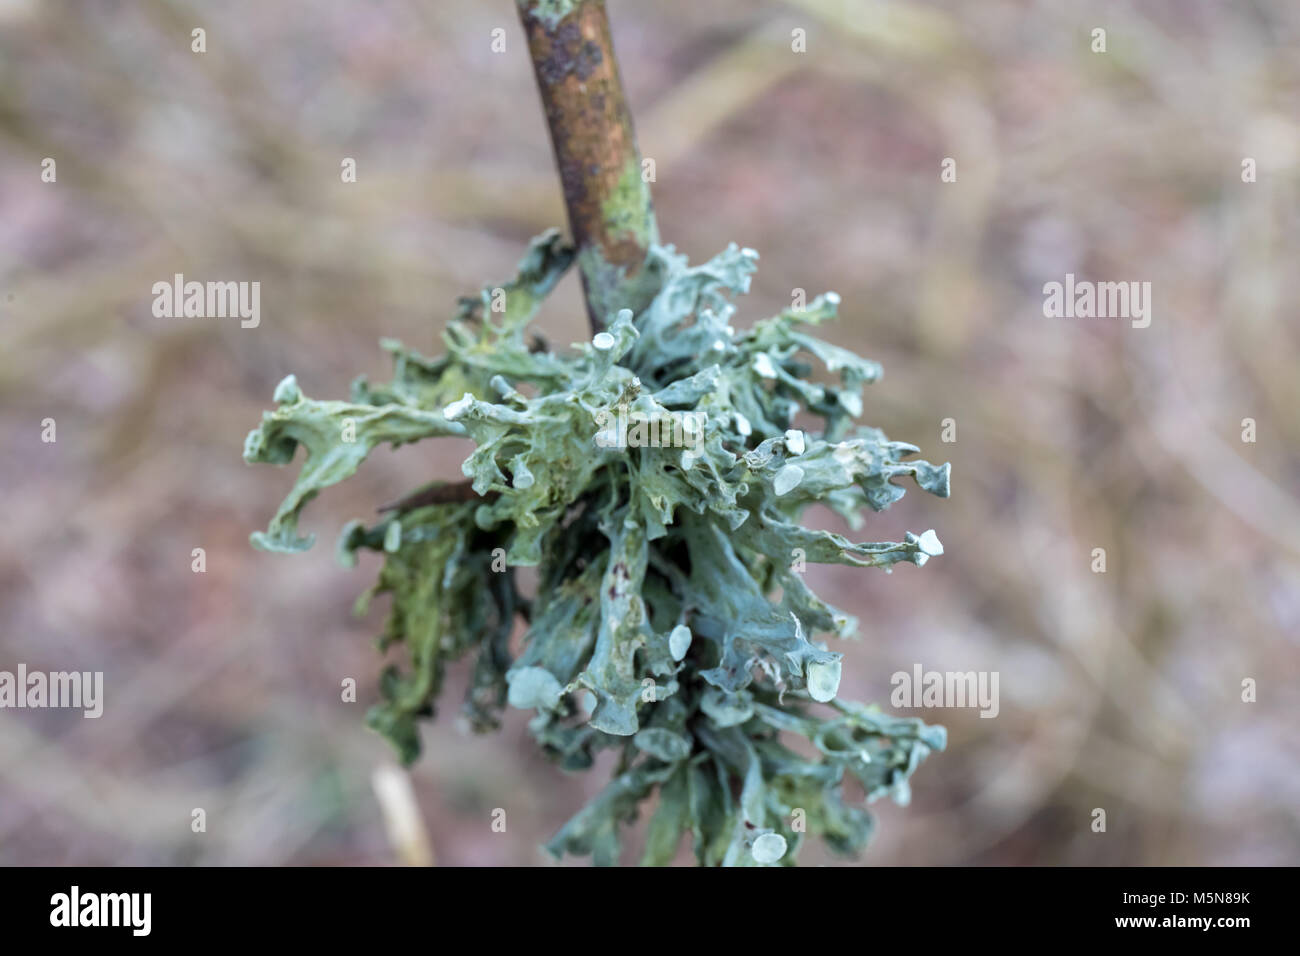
[
  {"left": 378, "top": 480, "right": 498, "bottom": 513},
  {"left": 516, "top": 0, "right": 660, "bottom": 331}
]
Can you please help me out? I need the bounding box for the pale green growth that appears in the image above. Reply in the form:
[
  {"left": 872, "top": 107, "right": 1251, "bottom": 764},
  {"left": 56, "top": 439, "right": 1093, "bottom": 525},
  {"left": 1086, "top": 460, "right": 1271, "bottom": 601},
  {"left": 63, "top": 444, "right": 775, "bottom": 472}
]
[
  {"left": 602, "top": 155, "right": 657, "bottom": 243},
  {"left": 244, "top": 229, "right": 951, "bottom": 866},
  {"left": 526, "top": 0, "right": 581, "bottom": 31}
]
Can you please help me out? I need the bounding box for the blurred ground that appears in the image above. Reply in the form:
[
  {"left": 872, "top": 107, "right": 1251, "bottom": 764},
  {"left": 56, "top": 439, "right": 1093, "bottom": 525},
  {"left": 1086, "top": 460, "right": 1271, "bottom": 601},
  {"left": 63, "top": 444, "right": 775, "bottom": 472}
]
[{"left": 1, "top": 0, "right": 1298, "bottom": 865}]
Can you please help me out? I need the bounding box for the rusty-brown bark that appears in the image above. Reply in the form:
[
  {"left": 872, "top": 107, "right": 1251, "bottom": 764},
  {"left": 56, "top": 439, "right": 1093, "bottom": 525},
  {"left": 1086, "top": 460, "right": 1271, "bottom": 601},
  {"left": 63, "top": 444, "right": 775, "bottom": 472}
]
[{"left": 516, "top": 0, "right": 659, "bottom": 331}]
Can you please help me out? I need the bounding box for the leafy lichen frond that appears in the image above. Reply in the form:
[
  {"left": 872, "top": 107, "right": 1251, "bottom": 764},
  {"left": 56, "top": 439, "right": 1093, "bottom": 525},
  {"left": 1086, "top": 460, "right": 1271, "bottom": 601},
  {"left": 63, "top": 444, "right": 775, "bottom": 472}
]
[{"left": 244, "top": 228, "right": 951, "bottom": 866}]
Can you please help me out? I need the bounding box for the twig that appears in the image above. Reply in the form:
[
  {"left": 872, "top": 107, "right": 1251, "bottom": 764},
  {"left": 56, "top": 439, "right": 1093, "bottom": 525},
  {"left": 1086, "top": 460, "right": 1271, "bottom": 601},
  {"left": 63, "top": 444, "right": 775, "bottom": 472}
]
[
  {"left": 378, "top": 480, "right": 498, "bottom": 513},
  {"left": 516, "top": 0, "right": 660, "bottom": 331}
]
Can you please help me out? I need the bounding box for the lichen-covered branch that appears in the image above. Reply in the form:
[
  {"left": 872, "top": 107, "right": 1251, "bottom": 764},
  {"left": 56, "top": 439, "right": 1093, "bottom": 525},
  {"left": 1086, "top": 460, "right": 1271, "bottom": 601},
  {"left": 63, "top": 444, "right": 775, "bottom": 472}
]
[
  {"left": 243, "top": 6, "right": 953, "bottom": 867},
  {"left": 516, "top": 0, "right": 660, "bottom": 330}
]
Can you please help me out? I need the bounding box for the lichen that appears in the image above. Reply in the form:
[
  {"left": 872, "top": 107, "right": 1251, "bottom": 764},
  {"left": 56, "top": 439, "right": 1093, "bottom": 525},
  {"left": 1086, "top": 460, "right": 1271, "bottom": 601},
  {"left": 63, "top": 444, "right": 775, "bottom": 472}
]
[
  {"left": 523, "top": 0, "right": 581, "bottom": 33},
  {"left": 601, "top": 155, "right": 656, "bottom": 245},
  {"left": 244, "top": 228, "right": 951, "bottom": 866}
]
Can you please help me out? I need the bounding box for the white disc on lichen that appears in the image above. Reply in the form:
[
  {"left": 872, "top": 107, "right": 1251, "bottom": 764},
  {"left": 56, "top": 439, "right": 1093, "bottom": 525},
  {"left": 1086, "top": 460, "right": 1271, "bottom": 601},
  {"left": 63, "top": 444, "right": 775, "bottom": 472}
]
[
  {"left": 383, "top": 521, "right": 402, "bottom": 553},
  {"left": 592, "top": 332, "right": 616, "bottom": 351},
  {"left": 917, "top": 529, "right": 944, "bottom": 556},
  {"left": 806, "top": 658, "right": 842, "bottom": 702},
  {"left": 506, "top": 666, "right": 563, "bottom": 711},
  {"left": 784, "top": 429, "right": 805, "bottom": 455},
  {"left": 752, "top": 353, "right": 777, "bottom": 379},
  {"left": 752, "top": 832, "right": 787, "bottom": 864},
  {"left": 669, "top": 625, "right": 692, "bottom": 661}
]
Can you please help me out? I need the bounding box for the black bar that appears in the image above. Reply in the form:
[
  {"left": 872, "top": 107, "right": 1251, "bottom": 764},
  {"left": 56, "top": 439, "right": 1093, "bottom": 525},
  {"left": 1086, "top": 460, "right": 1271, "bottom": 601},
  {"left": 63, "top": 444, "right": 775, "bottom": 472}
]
[{"left": 0, "top": 866, "right": 1280, "bottom": 942}]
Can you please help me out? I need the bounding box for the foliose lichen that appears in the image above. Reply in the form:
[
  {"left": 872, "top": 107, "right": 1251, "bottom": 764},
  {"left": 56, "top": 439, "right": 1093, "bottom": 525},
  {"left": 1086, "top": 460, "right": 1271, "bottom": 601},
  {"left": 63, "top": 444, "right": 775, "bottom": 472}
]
[{"left": 244, "top": 228, "right": 951, "bottom": 866}]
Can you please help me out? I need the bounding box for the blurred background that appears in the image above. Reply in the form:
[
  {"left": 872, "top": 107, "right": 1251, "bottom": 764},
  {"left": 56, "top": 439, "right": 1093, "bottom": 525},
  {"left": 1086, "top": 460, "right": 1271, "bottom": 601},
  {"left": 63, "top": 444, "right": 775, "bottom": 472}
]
[{"left": 2, "top": 0, "right": 1298, "bottom": 866}]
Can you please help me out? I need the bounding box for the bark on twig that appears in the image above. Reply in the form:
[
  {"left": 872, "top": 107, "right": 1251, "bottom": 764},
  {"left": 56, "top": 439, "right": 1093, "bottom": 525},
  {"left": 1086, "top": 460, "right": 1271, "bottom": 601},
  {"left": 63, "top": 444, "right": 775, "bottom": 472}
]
[
  {"left": 516, "top": 0, "right": 660, "bottom": 331},
  {"left": 378, "top": 481, "right": 498, "bottom": 513}
]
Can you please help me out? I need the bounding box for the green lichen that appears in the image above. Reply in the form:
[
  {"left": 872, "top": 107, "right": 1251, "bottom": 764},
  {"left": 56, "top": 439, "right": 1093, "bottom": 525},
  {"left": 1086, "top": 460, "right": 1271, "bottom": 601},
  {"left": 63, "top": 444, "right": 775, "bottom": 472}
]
[
  {"left": 244, "top": 228, "right": 951, "bottom": 866},
  {"left": 571, "top": 155, "right": 663, "bottom": 324},
  {"left": 522, "top": 0, "right": 581, "bottom": 32},
  {"left": 602, "top": 155, "right": 657, "bottom": 245}
]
